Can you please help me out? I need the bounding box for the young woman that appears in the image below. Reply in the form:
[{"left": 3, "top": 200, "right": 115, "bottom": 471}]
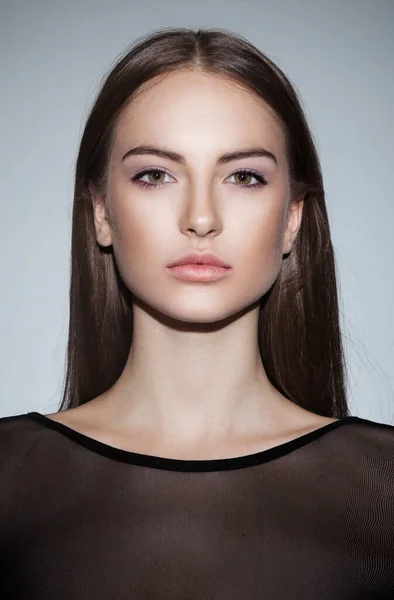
[{"left": 1, "top": 27, "right": 393, "bottom": 599}]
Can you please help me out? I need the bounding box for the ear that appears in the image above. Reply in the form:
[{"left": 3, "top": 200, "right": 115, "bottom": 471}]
[
  {"left": 282, "top": 194, "right": 304, "bottom": 255},
  {"left": 89, "top": 183, "right": 113, "bottom": 247}
]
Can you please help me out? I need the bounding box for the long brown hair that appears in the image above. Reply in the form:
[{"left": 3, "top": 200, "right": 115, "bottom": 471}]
[{"left": 59, "top": 26, "right": 350, "bottom": 419}]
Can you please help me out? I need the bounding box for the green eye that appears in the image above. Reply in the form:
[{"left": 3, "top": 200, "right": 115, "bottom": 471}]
[
  {"left": 131, "top": 167, "right": 267, "bottom": 190},
  {"left": 227, "top": 169, "right": 267, "bottom": 189}
]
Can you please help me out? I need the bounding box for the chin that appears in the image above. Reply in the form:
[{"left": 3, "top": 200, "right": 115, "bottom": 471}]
[{"left": 136, "top": 294, "right": 257, "bottom": 329}]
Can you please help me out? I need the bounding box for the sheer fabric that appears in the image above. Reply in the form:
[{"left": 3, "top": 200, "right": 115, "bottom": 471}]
[{"left": 0, "top": 411, "right": 393, "bottom": 599}]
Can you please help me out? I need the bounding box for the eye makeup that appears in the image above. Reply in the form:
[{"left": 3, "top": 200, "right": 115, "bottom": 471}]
[{"left": 130, "top": 167, "right": 268, "bottom": 191}]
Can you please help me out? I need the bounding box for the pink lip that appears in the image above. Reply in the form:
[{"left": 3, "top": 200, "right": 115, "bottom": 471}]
[
  {"left": 167, "top": 252, "right": 231, "bottom": 268},
  {"left": 167, "top": 264, "right": 232, "bottom": 282}
]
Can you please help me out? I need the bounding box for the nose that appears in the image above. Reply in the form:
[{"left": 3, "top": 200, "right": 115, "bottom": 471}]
[{"left": 179, "top": 181, "right": 223, "bottom": 238}]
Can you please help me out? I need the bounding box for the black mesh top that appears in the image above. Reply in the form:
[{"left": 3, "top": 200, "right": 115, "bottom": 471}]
[{"left": 0, "top": 411, "right": 393, "bottom": 599}]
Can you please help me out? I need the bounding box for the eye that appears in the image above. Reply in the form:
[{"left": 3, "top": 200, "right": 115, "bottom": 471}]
[
  {"left": 131, "top": 168, "right": 174, "bottom": 189},
  {"left": 226, "top": 169, "right": 267, "bottom": 190},
  {"left": 131, "top": 167, "right": 267, "bottom": 190}
]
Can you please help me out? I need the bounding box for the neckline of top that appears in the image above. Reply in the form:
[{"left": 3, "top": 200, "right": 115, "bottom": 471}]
[{"left": 26, "top": 412, "right": 363, "bottom": 472}]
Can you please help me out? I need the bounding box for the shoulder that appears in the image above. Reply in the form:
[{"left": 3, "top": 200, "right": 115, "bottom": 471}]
[
  {"left": 0, "top": 411, "right": 39, "bottom": 439},
  {"left": 334, "top": 415, "right": 394, "bottom": 481},
  {"left": 0, "top": 412, "right": 44, "bottom": 474},
  {"left": 341, "top": 415, "right": 394, "bottom": 449},
  {"left": 333, "top": 416, "right": 394, "bottom": 548},
  {"left": 0, "top": 411, "right": 40, "bottom": 436}
]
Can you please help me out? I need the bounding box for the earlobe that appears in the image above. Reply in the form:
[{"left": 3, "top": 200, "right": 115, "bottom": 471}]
[
  {"left": 88, "top": 183, "right": 113, "bottom": 247},
  {"left": 283, "top": 195, "right": 304, "bottom": 255}
]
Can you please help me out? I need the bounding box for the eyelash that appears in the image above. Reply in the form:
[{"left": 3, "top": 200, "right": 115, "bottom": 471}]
[{"left": 130, "top": 167, "right": 267, "bottom": 190}]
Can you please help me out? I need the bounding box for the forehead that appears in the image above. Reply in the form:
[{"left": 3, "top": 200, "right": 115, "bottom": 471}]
[{"left": 113, "top": 70, "right": 286, "bottom": 160}]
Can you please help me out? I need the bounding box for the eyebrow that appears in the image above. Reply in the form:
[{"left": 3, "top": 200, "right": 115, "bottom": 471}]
[{"left": 121, "top": 144, "right": 278, "bottom": 166}]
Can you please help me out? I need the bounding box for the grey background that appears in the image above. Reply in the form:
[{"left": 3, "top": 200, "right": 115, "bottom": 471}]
[{"left": 1, "top": 0, "right": 393, "bottom": 423}]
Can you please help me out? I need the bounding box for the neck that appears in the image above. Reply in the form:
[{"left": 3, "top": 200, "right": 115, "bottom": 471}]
[{"left": 93, "top": 302, "right": 302, "bottom": 444}]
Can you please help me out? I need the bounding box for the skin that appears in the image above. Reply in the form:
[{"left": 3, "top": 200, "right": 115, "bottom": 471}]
[{"left": 46, "top": 70, "right": 338, "bottom": 459}]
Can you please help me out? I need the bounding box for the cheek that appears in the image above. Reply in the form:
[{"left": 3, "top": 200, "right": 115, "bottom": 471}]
[
  {"left": 235, "top": 207, "right": 283, "bottom": 299},
  {"left": 236, "top": 203, "right": 287, "bottom": 277},
  {"left": 108, "top": 200, "right": 170, "bottom": 290}
]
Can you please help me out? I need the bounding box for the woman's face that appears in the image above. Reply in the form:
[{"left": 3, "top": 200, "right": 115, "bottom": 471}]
[{"left": 91, "top": 70, "right": 303, "bottom": 323}]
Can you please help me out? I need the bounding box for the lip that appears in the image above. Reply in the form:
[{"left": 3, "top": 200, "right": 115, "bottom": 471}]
[
  {"left": 166, "top": 264, "right": 232, "bottom": 282},
  {"left": 167, "top": 252, "right": 231, "bottom": 268}
]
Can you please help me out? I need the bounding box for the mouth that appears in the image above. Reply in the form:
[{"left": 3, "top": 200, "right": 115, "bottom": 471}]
[
  {"left": 166, "top": 263, "right": 232, "bottom": 282},
  {"left": 167, "top": 252, "right": 231, "bottom": 269}
]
